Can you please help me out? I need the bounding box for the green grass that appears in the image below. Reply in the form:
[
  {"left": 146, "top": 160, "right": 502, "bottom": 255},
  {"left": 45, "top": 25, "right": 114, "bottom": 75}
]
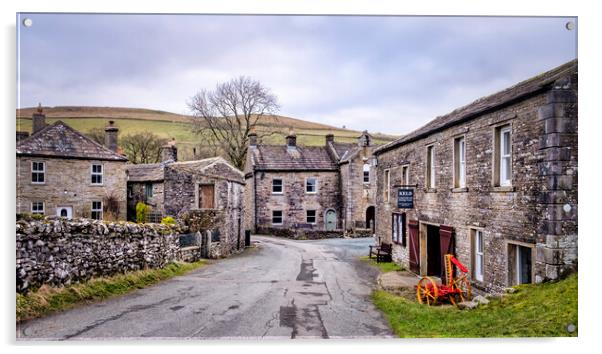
[
  {"left": 16, "top": 261, "right": 206, "bottom": 322},
  {"left": 373, "top": 273, "right": 578, "bottom": 337},
  {"left": 359, "top": 255, "right": 405, "bottom": 273}
]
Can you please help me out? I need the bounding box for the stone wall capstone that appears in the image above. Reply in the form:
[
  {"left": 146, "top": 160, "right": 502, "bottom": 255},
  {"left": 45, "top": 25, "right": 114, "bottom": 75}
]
[{"left": 16, "top": 216, "right": 180, "bottom": 293}]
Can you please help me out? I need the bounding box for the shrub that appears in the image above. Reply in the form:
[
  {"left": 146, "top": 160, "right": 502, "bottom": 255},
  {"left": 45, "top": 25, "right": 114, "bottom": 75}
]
[
  {"left": 103, "top": 192, "right": 121, "bottom": 221},
  {"left": 161, "top": 216, "right": 177, "bottom": 225},
  {"left": 135, "top": 202, "right": 150, "bottom": 223}
]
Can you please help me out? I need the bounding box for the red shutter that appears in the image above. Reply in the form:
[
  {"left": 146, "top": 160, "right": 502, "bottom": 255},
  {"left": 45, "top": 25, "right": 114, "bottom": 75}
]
[
  {"left": 408, "top": 220, "right": 420, "bottom": 273},
  {"left": 439, "top": 225, "right": 455, "bottom": 284}
]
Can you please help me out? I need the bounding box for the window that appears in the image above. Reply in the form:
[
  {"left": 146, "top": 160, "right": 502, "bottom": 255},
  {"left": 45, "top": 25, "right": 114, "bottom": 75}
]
[
  {"left": 91, "top": 164, "right": 103, "bottom": 185},
  {"left": 91, "top": 201, "right": 103, "bottom": 220},
  {"left": 363, "top": 163, "right": 370, "bottom": 183},
  {"left": 272, "top": 210, "right": 283, "bottom": 225},
  {"left": 384, "top": 169, "right": 391, "bottom": 202},
  {"left": 454, "top": 137, "right": 466, "bottom": 188},
  {"left": 31, "top": 161, "right": 45, "bottom": 184},
  {"left": 473, "top": 230, "right": 484, "bottom": 282},
  {"left": 392, "top": 213, "right": 407, "bottom": 247},
  {"left": 306, "top": 210, "right": 317, "bottom": 224},
  {"left": 306, "top": 177, "right": 317, "bottom": 193},
  {"left": 426, "top": 145, "right": 435, "bottom": 189},
  {"left": 508, "top": 243, "right": 533, "bottom": 285},
  {"left": 401, "top": 165, "right": 409, "bottom": 186},
  {"left": 494, "top": 125, "right": 512, "bottom": 187},
  {"left": 145, "top": 182, "right": 153, "bottom": 200},
  {"left": 272, "top": 178, "right": 283, "bottom": 194},
  {"left": 31, "top": 201, "right": 44, "bottom": 215}
]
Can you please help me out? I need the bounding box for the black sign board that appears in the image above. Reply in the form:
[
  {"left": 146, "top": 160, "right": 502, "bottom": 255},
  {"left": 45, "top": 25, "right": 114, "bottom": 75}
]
[{"left": 397, "top": 188, "right": 414, "bottom": 209}]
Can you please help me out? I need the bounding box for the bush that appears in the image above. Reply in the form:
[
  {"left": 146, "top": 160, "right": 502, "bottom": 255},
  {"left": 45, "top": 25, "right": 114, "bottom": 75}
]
[
  {"left": 103, "top": 192, "right": 121, "bottom": 221},
  {"left": 161, "top": 216, "right": 177, "bottom": 225},
  {"left": 135, "top": 202, "right": 150, "bottom": 223}
]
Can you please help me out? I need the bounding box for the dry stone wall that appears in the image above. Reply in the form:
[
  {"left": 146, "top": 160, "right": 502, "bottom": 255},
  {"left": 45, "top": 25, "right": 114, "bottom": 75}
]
[{"left": 16, "top": 217, "right": 180, "bottom": 293}]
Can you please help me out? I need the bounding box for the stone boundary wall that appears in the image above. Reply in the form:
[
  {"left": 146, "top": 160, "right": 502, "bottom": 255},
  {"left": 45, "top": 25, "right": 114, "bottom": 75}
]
[
  {"left": 16, "top": 217, "right": 180, "bottom": 293},
  {"left": 256, "top": 227, "right": 373, "bottom": 240}
]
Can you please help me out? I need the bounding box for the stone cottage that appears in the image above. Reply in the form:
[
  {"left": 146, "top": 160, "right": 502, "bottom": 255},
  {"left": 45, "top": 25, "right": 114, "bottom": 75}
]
[
  {"left": 126, "top": 152, "right": 246, "bottom": 257},
  {"left": 372, "top": 59, "right": 578, "bottom": 293},
  {"left": 244, "top": 130, "right": 379, "bottom": 237},
  {"left": 16, "top": 108, "right": 128, "bottom": 220}
]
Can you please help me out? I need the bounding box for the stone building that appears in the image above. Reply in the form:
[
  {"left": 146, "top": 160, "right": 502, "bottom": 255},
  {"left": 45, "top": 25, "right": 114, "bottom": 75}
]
[
  {"left": 244, "top": 130, "right": 379, "bottom": 237},
  {"left": 16, "top": 109, "right": 128, "bottom": 220},
  {"left": 372, "top": 60, "right": 578, "bottom": 293},
  {"left": 126, "top": 152, "right": 246, "bottom": 257}
]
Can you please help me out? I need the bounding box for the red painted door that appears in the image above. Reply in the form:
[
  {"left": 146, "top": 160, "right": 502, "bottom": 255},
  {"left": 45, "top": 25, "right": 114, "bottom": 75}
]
[
  {"left": 439, "top": 225, "right": 455, "bottom": 284},
  {"left": 408, "top": 220, "right": 420, "bottom": 273}
]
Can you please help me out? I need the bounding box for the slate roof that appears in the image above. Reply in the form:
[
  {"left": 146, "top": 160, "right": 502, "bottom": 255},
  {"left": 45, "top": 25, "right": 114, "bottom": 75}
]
[
  {"left": 126, "top": 163, "right": 165, "bottom": 182},
  {"left": 169, "top": 157, "right": 245, "bottom": 183},
  {"left": 16, "top": 120, "right": 128, "bottom": 161},
  {"left": 374, "top": 59, "right": 578, "bottom": 155},
  {"left": 249, "top": 145, "right": 339, "bottom": 171}
]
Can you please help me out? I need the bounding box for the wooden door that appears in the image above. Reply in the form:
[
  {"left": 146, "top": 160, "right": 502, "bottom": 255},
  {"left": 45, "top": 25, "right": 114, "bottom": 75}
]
[
  {"left": 199, "top": 184, "right": 215, "bottom": 209},
  {"left": 408, "top": 220, "right": 420, "bottom": 273},
  {"left": 439, "top": 225, "right": 455, "bottom": 283}
]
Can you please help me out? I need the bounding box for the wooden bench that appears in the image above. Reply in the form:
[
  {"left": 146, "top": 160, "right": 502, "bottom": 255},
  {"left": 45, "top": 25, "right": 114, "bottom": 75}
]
[{"left": 376, "top": 243, "right": 392, "bottom": 263}]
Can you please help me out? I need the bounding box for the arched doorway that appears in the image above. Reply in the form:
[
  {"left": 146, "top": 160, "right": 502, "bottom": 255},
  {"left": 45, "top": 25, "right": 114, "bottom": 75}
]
[
  {"left": 366, "top": 206, "right": 375, "bottom": 232},
  {"left": 325, "top": 209, "right": 337, "bottom": 231}
]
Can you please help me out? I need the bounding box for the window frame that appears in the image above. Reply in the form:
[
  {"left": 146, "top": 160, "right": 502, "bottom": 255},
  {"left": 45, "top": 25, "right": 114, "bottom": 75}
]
[
  {"left": 401, "top": 164, "right": 409, "bottom": 186},
  {"left": 272, "top": 178, "right": 284, "bottom": 194},
  {"left": 454, "top": 137, "right": 466, "bottom": 188},
  {"left": 91, "top": 200, "right": 103, "bottom": 220},
  {"left": 306, "top": 209, "right": 317, "bottom": 224},
  {"left": 426, "top": 145, "right": 435, "bottom": 189},
  {"left": 272, "top": 210, "right": 283, "bottom": 225},
  {"left": 473, "top": 229, "right": 484, "bottom": 282},
  {"left": 384, "top": 169, "right": 391, "bottom": 202},
  {"left": 392, "top": 213, "right": 407, "bottom": 247},
  {"left": 363, "top": 163, "right": 371, "bottom": 184},
  {"left": 305, "top": 177, "right": 318, "bottom": 194},
  {"left": 91, "top": 163, "right": 103, "bottom": 185},
  {"left": 31, "top": 161, "right": 46, "bottom": 184},
  {"left": 145, "top": 182, "right": 153, "bottom": 200},
  {"left": 31, "top": 201, "right": 45, "bottom": 215},
  {"left": 499, "top": 126, "right": 512, "bottom": 186}
]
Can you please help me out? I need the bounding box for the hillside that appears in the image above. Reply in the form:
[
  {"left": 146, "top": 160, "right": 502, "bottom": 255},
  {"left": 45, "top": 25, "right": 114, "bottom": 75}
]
[{"left": 17, "top": 106, "right": 398, "bottom": 161}]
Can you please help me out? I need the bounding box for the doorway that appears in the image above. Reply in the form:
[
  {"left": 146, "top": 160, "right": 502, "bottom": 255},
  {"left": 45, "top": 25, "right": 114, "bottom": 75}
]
[
  {"left": 325, "top": 209, "right": 337, "bottom": 231},
  {"left": 508, "top": 243, "right": 533, "bottom": 285},
  {"left": 426, "top": 224, "right": 442, "bottom": 277},
  {"left": 57, "top": 206, "right": 73, "bottom": 219},
  {"left": 365, "top": 206, "right": 375, "bottom": 232}
]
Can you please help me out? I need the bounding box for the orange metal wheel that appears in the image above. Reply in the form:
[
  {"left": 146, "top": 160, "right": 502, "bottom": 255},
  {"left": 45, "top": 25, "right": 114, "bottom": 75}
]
[
  {"left": 452, "top": 276, "right": 472, "bottom": 304},
  {"left": 416, "top": 276, "right": 439, "bottom": 306}
]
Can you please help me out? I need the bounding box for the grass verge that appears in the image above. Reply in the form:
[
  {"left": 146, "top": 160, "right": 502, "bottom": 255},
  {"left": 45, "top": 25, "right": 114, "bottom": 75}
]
[
  {"left": 16, "top": 261, "right": 206, "bottom": 322},
  {"left": 359, "top": 255, "right": 405, "bottom": 273},
  {"left": 373, "top": 273, "right": 577, "bottom": 337}
]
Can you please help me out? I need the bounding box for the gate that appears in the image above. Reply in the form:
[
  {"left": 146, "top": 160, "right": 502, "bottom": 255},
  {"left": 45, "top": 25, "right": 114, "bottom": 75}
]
[{"left": 408, "top": 220, "right": 420, "bottom": 273}]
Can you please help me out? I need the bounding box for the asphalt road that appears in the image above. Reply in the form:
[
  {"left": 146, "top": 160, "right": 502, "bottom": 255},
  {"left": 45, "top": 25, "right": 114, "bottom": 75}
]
[{"left": 17, "top": 236, "right": 394, "bottom": 340}]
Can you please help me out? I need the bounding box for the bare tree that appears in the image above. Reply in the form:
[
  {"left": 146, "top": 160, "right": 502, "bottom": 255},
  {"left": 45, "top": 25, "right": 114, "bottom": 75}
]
[
  {"left": 187, "top": 76, "right": 280, "bottom": 170},
  {"left": 121, "top": 132, "right": 168, "bottom": 164}
]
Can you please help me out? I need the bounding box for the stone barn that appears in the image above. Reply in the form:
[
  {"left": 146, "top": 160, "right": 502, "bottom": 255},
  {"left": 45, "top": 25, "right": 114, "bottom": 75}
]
[{"left": 373, "top": 60, "right": 578, "bottom": 293}]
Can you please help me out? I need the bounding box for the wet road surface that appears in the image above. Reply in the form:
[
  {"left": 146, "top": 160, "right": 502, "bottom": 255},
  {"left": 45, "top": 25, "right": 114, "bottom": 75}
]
[{"left": 17, "top": 236, "right": 394, "bottom": 340}]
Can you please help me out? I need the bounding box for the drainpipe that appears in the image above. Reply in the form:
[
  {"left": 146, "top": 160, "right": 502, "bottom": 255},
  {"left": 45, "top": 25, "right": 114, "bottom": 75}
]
[{"left": 254, "top": 168, "right": 258, "bottom": 233}]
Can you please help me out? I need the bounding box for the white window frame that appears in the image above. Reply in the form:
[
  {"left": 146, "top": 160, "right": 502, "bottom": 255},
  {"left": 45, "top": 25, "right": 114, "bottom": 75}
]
[
  {"left": 91, "top": 201, "right": 103, "bottom": 220},
  {"left": 499, "top": 126, "right": 512, "bottom": 186},
  {"left": 91, "top": 163, "right": 103, "bottom": 185},
  {"left": 401, "top": 165, "right": 409, "bottom": 186},
  {"left": 363, "top": 163, "right": 370, "bottom": 183},
  {"left": 306, "top": 210, "right": 317, "bottom": 224},
  {"left": 31, "top": 201, "right": 45, "bottom": 215},
  {"left": 454, "top": 137, "right": 466, "bottom": 188},
  {"left": 427, "top": 145, "right": 435, "bottom": 188},
  {"left": 272, "top": 210, "right": 283, "bottom": 225},
  {"left": 475, "top": 230, "right": 484, "bottom": 282},
  {"left": 272, "top": 178, "right": 283, "bottom": 194},
  {"left": 384, "top": 169, "right": 391, "bottom": 202},
  {"left": 31, "top": 161, "right": 45, "bottom": 184},
  {"left": 305, "top": 177, "right": 318, "bottom": 194}
]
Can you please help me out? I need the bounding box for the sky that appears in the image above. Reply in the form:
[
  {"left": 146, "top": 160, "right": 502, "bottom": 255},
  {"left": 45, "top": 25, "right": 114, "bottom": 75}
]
[{"left": 17, "top": 14, "right": 577, "bottom": 135}]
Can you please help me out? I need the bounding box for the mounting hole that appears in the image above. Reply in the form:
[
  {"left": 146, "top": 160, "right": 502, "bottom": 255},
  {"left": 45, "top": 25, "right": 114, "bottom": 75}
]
[
  {"left": 565, "top": 21, "right": 575, "bottom": 31},
  {"left": 23, "top": 18, "right": 33, "bottom": 27}
]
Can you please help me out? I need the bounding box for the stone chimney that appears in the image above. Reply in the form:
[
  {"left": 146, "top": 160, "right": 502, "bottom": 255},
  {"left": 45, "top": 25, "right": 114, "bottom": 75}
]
[
  {"left": 16, "top": 131, "right": 30, "bottom": 142},
  {"left": 325, "top": 134, "right": 334, "bottom": 145},
  {"left": 248, "top": 130, "right": 258, "bottom": 147},
  {"left": 286, "top": 131, "right": 297, "bottom": 148},
  {"left": 32, "top": 103, "right": 46, "bottom": 134},
  {"left": 161, "top": 140, "right": 178, "bottom": 162},
  {"left": 104, "top": 120, "right": 119, "bottom": 152},
  {"left": 358, "top": 130, "right": 371, "bottom": 147}
]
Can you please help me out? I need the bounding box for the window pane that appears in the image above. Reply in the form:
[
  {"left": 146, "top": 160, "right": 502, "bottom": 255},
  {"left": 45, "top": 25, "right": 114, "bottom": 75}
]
[{"left": 503, "top": 131, "right": 510, "bottom": 155}]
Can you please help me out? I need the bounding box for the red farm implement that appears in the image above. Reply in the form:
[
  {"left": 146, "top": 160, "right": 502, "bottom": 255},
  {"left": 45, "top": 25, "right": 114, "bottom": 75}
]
[{"left": 415, "top": 254, "right": 472, "bottom": 306}]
